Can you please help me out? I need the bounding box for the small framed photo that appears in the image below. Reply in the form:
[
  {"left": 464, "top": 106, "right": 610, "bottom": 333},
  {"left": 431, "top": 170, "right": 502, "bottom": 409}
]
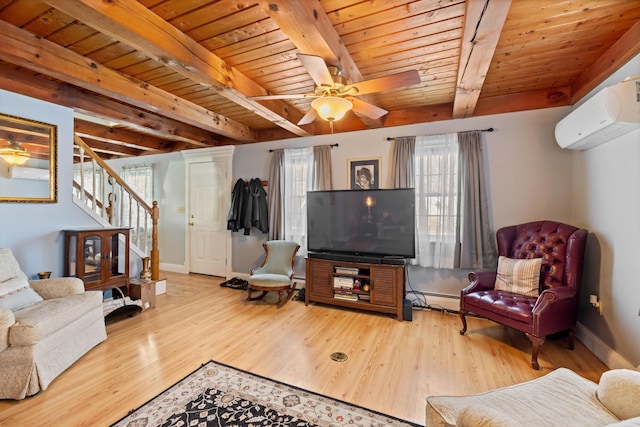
[{"left": 348, "top": 158, "right": 380, "bottom": 190}]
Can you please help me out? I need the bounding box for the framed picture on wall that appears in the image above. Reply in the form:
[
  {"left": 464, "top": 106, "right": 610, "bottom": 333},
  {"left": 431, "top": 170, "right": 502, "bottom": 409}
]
[{"left": 348, "top": 158, "right": 380, "bottom": 190}]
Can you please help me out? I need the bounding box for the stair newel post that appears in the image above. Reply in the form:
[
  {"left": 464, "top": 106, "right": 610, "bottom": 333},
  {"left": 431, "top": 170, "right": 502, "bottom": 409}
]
[{"left": 151, "top": 201, "right": 160, "bottom": 281}]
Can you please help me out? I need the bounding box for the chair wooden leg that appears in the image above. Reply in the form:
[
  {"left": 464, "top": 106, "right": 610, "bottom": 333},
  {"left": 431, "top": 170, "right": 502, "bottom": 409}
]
[
  {"left": 276, "top": 286, "right": 296, "bottom": 308},
  {"left": 526, "top": 334, "right": 545, "bottom": 370},
  {"left": 459, "top": 310, "right": 468, "bottom": 335},
  {"left": 245, "top": 289, "right": 268, "bottom": 302},
  {"left": 568, "top": 328, "right": 575, "bottom": 350}
]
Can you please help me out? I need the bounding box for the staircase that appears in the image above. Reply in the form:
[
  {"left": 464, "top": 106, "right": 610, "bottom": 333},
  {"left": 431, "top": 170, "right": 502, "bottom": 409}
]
[{"left": 72, "top": 135, "right": 160, "bottom": 281}]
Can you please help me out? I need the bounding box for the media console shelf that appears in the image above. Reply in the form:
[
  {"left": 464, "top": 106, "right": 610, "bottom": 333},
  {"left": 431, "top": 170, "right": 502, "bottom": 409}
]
[{"left": 305, "top": 257, "right": 405, "bottom": 320}]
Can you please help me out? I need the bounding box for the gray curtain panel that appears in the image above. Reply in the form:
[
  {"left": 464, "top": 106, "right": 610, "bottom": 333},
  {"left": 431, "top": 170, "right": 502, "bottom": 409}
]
[
  {"left": 312, "top": 145, "right": 333, "bottom": 190},
  {"left": 457, "top": 131, "right": 497, "bottom": 268},
  {"left": 390, "top": 136, "right": 415, "bottom": 188},
  {"left": 267, "top": 149, "right": 284, "bottom": 240}
]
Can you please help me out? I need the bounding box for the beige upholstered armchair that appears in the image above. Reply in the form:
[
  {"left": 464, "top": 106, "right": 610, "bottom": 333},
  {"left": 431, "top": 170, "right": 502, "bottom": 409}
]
[{"left": 0, "top": 248, "right": 107, "bottom": 399}]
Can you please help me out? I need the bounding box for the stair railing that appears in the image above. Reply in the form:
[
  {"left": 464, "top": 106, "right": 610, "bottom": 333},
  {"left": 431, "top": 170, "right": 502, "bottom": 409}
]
[{"left": 72, "top": 135, "right": 159, "bottom": 280}]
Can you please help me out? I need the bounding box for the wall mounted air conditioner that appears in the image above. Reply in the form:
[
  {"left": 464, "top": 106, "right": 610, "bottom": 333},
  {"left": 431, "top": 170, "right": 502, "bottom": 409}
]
[
  {"left": 8, "top": 165, "right": 49, "bottom": 181},
  {"left": 555, "top": 78, "right": 640, "bottom": 150}
]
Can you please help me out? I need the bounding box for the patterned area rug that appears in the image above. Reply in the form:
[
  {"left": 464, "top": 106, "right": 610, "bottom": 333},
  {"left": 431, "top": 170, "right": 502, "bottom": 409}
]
[{"left": 111, "top": 360, "right": 421, "bottom": 427}]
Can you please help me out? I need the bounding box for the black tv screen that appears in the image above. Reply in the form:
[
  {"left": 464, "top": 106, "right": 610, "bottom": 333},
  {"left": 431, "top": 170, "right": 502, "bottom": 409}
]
[{"left": 307, "top": 188, "right": 415, "bottom": 258}]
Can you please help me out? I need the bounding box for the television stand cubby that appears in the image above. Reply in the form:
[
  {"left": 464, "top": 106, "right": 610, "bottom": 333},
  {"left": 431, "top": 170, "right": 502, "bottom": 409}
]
[{"left": 305, "top": 256, "right": 406, "bottom": 320}]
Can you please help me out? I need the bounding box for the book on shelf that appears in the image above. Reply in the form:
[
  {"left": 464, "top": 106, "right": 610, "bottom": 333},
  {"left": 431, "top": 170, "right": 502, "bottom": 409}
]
[
  {"left": 335, "top": 266, "right": 359, "bottom": 275},
  {"left": 359, "top": 294, "right": 371, "bottom": 301},
  {"left": 334, "top": 293, "right": 359, "bottom": 301},
  {"left": 333, "top": 276, "right": 354, "bottom": 288}
]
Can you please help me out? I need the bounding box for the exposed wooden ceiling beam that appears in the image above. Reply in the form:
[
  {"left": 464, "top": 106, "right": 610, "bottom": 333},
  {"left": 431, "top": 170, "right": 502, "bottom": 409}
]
[
  {"left": 474, "top": 86, "right": 571, "bottom": 116},
  {"left": 78, "top": 137, "right": 145, "bottom": 157},
  {"left": 0, "top": 19, "right": 254, "bottom": 142},
  {"left": 74, "top": 120, "right": 169, "bottom": 153},
  {"left": 0, "top": 63, "right": 219, "bottom": 148},
  {"left": 453, "top": 0, "right": 512, "bottom": 118},
  {"left": 41, "top": 0, "right": 310, "bottom": 137},
  {"left": 570, "top": 20, "right": 640, "bottom": 103},
  {"left": 257, "top": 0, "right": 384, "bottom": 128},
  {"left": 384, "top": 104, "right": 455, "bottom": 127}
]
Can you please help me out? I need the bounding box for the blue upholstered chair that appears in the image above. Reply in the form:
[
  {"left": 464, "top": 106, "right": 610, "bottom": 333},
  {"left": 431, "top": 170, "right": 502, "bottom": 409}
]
[{"left": 246, "top": 240, "right": 300, "bottom": 307}]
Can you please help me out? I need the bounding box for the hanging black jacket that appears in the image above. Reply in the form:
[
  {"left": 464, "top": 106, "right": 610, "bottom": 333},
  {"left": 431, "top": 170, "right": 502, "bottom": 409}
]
[
  {"left": 227, "top": 178, "right": 246, "bottom": 232},
  {"left": 243, "top": 178, "right": 269, "bottom": 235}
]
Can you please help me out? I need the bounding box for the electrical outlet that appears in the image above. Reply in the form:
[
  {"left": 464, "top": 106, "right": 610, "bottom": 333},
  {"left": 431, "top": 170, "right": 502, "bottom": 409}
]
[{"left": 589, "top": 294, "right": 602, "bottom": 315}]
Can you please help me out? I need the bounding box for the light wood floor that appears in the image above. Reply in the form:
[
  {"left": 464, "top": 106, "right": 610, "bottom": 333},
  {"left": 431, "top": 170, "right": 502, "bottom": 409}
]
[{"left": 0, "top": 271, "right": 608, "bottom": 426}]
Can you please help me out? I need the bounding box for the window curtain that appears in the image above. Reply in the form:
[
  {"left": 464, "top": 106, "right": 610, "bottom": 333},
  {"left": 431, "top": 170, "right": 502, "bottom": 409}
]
[
  {"left": 312, "top": 145, "right": 333, "bottom": 190},
  {"left": 268, "top": 145, "right": 333, "bottom": 250},
  {"left": 414, "top": 133, "right": 459, "bottom": 268},
  {"left": 390, "top": 136, "right": 415, "bottom": 189},
  {"left": 267, "top": 150, "right": 284, "bottom": 240},
  {"left": 457, "top": 131, "right": 496, "bottom": 268}
]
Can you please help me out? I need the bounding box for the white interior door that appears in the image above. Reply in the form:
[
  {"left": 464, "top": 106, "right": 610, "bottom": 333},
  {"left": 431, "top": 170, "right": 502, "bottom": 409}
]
[{"left": 188, "top": 160, "right": 227, "bottom": 276}]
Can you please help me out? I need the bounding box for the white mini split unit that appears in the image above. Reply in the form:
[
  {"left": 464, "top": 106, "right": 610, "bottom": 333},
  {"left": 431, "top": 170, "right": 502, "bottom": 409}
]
[
  {"left": 8, "top": 165, "right": 49, "bottom": 180},
  {"left": 555, "top": 78, "right": 640, "bottom": 150}
]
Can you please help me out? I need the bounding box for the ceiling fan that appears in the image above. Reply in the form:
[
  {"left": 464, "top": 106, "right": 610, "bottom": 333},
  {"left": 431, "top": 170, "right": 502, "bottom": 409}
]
[{"left": 249, "top": 53, "right": 421, "bottom": 126}]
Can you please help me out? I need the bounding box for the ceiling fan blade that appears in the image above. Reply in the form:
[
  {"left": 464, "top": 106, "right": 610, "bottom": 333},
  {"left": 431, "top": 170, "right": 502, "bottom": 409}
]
[
  {"left": 350, "top": 98, "right": 388, "bottom": 119},
  {"left": 348, "top": 69, "right": 421, "bottom": 96},
  {"left": 297, "top": 108, "right": 318, "bottom": 125},
  {"left": 248, "top": 94, "right": 308, "bottom": 100},
  {"left": 297, "top": 53, "right": 334, "bottom": 87}
]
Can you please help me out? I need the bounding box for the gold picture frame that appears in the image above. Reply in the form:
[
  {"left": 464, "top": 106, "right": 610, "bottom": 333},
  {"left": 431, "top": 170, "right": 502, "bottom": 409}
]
[
  {"left": 0, "top": 113, "right": 57, "bottom": 203},
  {"left": 348, "top": 157, "right": 380, "bottom": 190}
]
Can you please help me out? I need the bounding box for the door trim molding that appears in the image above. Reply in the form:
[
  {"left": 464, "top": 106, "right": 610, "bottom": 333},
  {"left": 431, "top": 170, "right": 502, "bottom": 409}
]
[{"left": 182, "top": 146, "right": 235, "bottom": 278}]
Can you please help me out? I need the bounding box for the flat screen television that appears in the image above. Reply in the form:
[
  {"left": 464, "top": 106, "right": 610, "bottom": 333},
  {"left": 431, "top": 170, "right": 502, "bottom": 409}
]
[{"left": 307, "top": 188, "right": 415, "bottom": 259}]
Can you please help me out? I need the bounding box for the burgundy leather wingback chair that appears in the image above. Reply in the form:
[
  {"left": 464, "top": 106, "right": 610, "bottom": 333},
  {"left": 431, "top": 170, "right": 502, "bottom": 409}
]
[{"left": 459, "top": 220, "right": 588, "bottom": 369}]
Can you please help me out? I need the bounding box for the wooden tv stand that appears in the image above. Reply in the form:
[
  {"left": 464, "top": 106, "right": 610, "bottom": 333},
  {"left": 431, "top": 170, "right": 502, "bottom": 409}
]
[{"left": 305, "top": 256, "right": 406, "bottom": 320}]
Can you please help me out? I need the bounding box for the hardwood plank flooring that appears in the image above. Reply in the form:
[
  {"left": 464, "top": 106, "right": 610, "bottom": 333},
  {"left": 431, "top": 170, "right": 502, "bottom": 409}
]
[{"left": 0, "top": 271, "right": 608, "bottom": 426}]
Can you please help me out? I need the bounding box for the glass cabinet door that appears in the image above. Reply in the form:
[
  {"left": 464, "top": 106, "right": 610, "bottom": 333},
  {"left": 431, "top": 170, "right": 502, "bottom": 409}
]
[
  {"left": 83, "top": 234, "right": 102, "bottom": 281},
  {"left": 108, "top": 230, "right": 127, "bottom": 277}
]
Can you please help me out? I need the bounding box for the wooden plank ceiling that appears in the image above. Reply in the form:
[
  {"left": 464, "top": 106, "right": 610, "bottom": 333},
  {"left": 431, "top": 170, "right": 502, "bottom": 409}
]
[{"left": 0, "top": 0, "right": 638, "bottom": 159}]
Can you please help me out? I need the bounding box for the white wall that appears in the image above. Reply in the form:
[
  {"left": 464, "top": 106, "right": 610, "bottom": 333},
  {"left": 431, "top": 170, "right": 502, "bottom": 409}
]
[
  {"left": 230, "top": 107, "right": 574, "bottom": 297},
  {"left": 570, "top": 54, "right": 640, "bottom": 368},
  {"left": 0, "top": 90, "right": 100, "bottom": 277}
]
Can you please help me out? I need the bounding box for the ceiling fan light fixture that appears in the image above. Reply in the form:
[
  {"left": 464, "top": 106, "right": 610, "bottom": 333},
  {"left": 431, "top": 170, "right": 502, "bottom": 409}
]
[
  {"left": 0, "top": 140, "right": 30, "bottom": 165},
  {"left": 311, "top": 97, "right": 353, "bottom": 122}
]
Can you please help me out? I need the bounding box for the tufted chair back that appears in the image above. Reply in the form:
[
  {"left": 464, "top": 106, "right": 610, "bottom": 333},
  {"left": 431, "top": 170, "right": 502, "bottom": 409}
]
[{"left": 496, "top": 221, "right": 587, "bottom": 293}]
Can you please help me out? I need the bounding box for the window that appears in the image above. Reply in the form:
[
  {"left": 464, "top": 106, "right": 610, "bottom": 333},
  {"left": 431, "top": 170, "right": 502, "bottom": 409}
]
[
  {"left": 121, "top": 164, "right": 153, "bottom": 205},
  {"left": 283, "top": 147, "right": 313, "bottom": 255},
  {"left": 414, "top": 133, "right": 459, "bottom": 268},
  {"left": 120, "top": 164, "right": 154, "bottom": 250}
]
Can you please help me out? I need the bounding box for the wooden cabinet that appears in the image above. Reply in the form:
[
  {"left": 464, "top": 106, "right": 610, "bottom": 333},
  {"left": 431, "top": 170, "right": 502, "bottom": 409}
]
[
  {"left": 64, "top": 228, "right": 130, "bottom": 294},
  {"left": 305, "top": 257, "right": 405, "bottom": 320}
]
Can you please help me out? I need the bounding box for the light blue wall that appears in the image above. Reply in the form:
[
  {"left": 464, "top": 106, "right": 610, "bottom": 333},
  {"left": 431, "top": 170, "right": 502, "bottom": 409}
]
[
  {"left": 0, "top": 90, "right": 101, "bottom": 278},
  {"left": 106, "top": 152, "right": 186, "bottom": 266}
]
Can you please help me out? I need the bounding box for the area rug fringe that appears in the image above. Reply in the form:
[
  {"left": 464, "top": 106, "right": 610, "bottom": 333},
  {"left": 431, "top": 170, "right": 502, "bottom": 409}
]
[{"left": 111, "top": 360, "right": 421, "bottom": 427}]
